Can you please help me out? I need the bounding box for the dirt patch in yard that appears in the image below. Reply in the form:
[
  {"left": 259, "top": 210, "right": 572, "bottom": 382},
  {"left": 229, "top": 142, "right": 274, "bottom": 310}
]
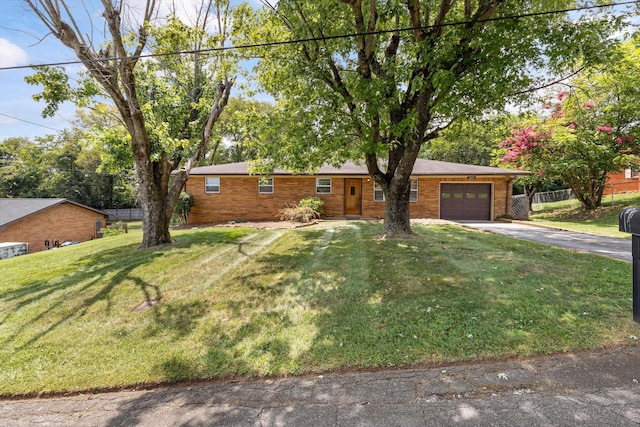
[
  {"left": 411, "top": 218, "right": 456, "bottom": 226},
  {"left": 172, "top": 220, "right": 320, "bottom": 230},
  {"left": 172, "top": 218, "right": 454, "bottom": 231}
]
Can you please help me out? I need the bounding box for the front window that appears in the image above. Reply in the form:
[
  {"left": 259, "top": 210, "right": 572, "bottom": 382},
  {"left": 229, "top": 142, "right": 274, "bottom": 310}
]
[
  {"left": 205, "top": 177, "right": 220, "bottom": 193},
  {"left": 258, "top": 177, "right": 274, "bottom": 194},
  {"left": 375, "top": 179, "right": 418, "bottom": 202},
  {"left": 316, "top": 178, "right": 331, "bottom": 194},
  {"left": 410, "top": 178, "right": 418, "bottom": 202},
  {"left": 374, "top": 182, "right": 384, "bottom": 202}
]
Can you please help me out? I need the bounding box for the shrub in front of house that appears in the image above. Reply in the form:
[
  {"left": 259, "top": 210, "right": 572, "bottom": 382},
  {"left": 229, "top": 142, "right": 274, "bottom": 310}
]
[
  {"left": 297, "top": 196, "right": 324, "bottom": 214},
  {"left": 101, "top": 221, "right": 128, "bottom": 237},
  {"left": 279, "top": 196, "right": 324, "bottom": 223},
  {"left": 173, "top": 192, "right": 195, "bottom": 225}
]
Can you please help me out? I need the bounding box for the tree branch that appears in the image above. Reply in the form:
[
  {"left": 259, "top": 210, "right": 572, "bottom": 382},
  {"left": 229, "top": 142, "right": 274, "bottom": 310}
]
[{"left": 508, "top": 67, "right": 585, "bottom": 97}]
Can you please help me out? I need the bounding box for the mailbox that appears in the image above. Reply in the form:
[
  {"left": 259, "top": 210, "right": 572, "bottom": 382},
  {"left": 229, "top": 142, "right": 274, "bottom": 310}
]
[
  {"left": 619, "top": 208, "right": 640, "bottom": 323},
  {"left": 620, "top": 208, "right": 640, "bottom": 235}
]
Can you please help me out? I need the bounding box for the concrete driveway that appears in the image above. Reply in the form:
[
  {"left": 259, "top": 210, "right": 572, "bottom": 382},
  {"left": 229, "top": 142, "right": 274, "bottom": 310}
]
[{"left": 460, "top": 221, "right": 632, "bottom": 262}]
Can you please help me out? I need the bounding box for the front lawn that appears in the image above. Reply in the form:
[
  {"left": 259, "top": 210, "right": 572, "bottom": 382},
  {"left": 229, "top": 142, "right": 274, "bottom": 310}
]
[
  {"left": 530, "top": 192, "right": 640, "bottom": 237},
  {"left": 0, "top": 221, "right": 637, "bottom": 396}
]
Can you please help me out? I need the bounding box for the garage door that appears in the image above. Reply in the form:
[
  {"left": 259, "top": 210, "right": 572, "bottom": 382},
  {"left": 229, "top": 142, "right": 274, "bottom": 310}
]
[{"left": 440, "top": 183, "right": 491, "bottom": 221}]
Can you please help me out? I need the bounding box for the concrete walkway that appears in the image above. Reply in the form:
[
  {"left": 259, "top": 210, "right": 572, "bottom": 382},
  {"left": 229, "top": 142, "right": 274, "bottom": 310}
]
[
  {"left": 460, "top": 221, "right": 632, "bottom": 261},
  {"left": 2, "top": 347, "right": 640, "bottom": 426}
]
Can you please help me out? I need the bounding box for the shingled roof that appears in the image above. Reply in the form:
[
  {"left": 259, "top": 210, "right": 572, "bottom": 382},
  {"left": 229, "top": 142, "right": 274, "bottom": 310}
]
[
  {"left": 0, "top": 198, "right": 107, "bottom": 228},
  {"left": 188, "top": 159, "right": 530, "bottom": 177}
]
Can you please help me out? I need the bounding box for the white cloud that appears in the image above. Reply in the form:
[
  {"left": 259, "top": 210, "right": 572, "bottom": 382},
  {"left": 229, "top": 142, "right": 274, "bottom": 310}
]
[{"left": 0, "top": 38, "right": 28, "bottom": 68}]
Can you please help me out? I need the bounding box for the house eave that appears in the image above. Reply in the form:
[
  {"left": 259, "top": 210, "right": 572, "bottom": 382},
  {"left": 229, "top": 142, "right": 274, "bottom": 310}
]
[{"left": 0, "top": 198, "right": 108, "bottom": 228}]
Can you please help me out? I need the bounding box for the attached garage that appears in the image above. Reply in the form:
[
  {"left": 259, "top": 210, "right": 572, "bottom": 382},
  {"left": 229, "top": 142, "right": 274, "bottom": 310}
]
[
  {"left": 185, "top": 159, "right": 530, "bottom": 223},
  {"left": 440, "top": 183, "right": 492, "bottom": 221}
]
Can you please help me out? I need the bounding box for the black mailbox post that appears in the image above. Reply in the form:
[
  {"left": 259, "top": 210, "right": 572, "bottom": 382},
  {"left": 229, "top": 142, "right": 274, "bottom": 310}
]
[{"left": 619, "top": 208, "right": 640, "bottom": 323}]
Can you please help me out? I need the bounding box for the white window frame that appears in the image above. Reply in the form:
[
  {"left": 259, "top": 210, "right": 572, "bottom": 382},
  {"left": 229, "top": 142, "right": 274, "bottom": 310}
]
[
  {"left": 374, "top": 179, "right": 418, "bottom": 202},
  {"left": 316, "top": 178, "right": 332, "bottom": 194},
  {"left": 374, "top": 182, "right": 384, "bottom": 202},
  {"left": 626, "top": 169, "right": 640, "bottom": 178},
  {"left": 205, "top": 177, "right": 220, "bottom": 194},
  {"left": 410, "top": 178, "right": 418, "bottom": 202},
  {"left": 258, "top": 177, "right": 274, "bottom": 194}
]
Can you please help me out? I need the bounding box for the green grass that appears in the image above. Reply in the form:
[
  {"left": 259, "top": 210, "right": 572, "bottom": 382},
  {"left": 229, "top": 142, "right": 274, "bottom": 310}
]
[
  {"left": 0, "top": 221, "right": 638, "bottom": 396},
  {"left": 530, "top": 192, "right": 640, "bottom": 237}
]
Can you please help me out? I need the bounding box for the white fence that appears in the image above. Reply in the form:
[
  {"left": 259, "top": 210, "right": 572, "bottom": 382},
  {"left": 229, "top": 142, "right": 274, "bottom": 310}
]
[
  {"left": 531, "top": 189, "right": 574, "bottom": 205},
  {"left": 512, "top": 189, "right": 577, "bottom": 219}
]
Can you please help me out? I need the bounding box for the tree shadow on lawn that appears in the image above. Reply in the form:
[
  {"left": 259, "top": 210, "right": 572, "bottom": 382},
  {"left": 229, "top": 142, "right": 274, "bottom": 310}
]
[
  {"left": 96, "top": 222, "right": 635, "bottom": 425},
  {"left": 165, "top": 221, "right": 634, "bottom": 383},
  {"left": 143, "top": 223, "right": 477, "bottom": 378},
  {"left": 0, "top": 228, "right": 255, "bottom": 358}
]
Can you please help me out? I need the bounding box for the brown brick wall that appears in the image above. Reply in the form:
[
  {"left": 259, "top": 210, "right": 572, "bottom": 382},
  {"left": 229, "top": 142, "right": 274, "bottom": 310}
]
[
  {"left": 604, "top": 171, "right": 640, "bottom": 195},
  {"left": 186, "top": 176, "right": 350, "bottom": 223},
  {"left": 186, "top": 175, "right": 512, "bottom": 223},
  {"left": 0, "top": 203, "right": 106, "bottom": 253}
]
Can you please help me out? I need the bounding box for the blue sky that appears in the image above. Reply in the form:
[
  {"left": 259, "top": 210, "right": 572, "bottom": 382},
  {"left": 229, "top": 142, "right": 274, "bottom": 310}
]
[
  {"left": 0, "top": 0, "right": 267, "bottom": 141},
  {"left": 0, "top": 1, "right": 636, "bottom": 141},
  {"left": 0, "top": 1, "right": 79, "bottom": 140}
]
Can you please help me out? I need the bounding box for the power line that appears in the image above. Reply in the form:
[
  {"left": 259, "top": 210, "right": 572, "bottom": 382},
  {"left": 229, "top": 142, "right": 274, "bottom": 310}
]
[
  {"left": 0, "top": 0, "right": 637, "bottom": 72},
  {"left": 0, "top": 113, "right": 61, "bottom": 131}
]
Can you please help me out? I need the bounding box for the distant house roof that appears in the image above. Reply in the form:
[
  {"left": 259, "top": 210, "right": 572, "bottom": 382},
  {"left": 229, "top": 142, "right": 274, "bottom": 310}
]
[
  {"left": 188, "top": 159, "right": 530, "bottom": 177},
  {"left": 0, "top": 198, "right": 107, "bottom": 228}
]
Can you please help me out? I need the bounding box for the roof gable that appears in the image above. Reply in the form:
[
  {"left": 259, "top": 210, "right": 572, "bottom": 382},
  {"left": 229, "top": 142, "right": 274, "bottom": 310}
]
[
  {"left": 188, "top": 159, "right": 529, "bottom": 177},
  {"left": 0, "top": 198, "right": 107, "bottom": 228}
]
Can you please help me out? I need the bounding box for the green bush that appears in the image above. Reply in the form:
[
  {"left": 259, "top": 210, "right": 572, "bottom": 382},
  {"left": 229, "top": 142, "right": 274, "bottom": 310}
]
[
  {"left": 297, "top": 196, "right": 324, "bottom": 214},
  {"left": 100, "top": 222, "right": 128, "bottom": 237},
  {"left": 174, "top": 192, "right": 195, "bottom": 225},
  {"left": 278, "top": 196, "right": 324, "bottom": 223}
]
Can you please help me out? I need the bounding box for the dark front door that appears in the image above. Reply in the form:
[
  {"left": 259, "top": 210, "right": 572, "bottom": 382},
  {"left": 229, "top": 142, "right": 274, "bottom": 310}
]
[
  {"left": 440, "top": 183, "right": 491, "bottom": 220},
  {"left": 344, "top": 178, "right": 362, "bottom": 215}
]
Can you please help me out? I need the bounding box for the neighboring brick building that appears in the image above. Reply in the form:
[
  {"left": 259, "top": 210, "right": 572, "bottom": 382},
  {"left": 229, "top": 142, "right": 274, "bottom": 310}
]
[
  {"left": 184, "top": 159, "right": 529, "bottom": 224},
  {"left": 604, "top": 168, "right": 640, "bottom": 195},
  {"left": 0, "top": 198, "right": 109, "bottom": 255}
]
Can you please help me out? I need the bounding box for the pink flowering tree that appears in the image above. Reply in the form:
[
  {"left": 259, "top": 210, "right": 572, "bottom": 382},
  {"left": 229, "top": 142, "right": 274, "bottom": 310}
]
[
  {"left": 547, "top": 89, "right": 639, "bottom": 209},
  {"left": 500, "top": 89, "right": 638, "bottom": 210},
  {"left": 498, "top": 123, "right": 554, "bottom": 211}
]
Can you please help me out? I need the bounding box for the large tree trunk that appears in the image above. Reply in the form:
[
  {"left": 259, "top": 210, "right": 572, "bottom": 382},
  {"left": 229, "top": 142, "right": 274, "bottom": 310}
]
[
  {"left": 382, "top": 180, "right": 413, "bottom": 238},
  {"left": 139, "top": 181, "right": 173, "bottom": 247},
  {"left": 133, "top": 147, "right": 173, "bottom": 247},
  {"left": 367, "top": 145, "right": 420, "bottom": 239}
]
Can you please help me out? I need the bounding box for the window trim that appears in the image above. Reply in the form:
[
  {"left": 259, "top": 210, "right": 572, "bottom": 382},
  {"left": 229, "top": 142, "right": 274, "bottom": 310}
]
[
  {"left": 258, "top": 177, "right": 274, "bottom": 194},
  {"left": 626, "top": 168, "right": 639, "bottom": 178},
  {"left": 373, "top": 182, "right": 384, "bottom": 202},
  {"left": 316, "top": 178, "right": 332, "bottom": 194},
  {"left": 374, "top": 178, "right": 418, "bottom": 202},
  {"left": 205, "top": 177, "right": 220, "bottom": 194},
  {"left": 410, "top": 178, "right": 418, "bottom": 202}
]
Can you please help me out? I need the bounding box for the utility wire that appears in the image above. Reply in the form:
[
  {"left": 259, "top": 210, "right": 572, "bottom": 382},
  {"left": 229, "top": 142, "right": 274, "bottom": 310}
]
[
  {"left": 0, "top": 0, "right": 637, "bottom": 72},
  {"left": 0, "top": 113, "right": 61, "bottom": 131}
]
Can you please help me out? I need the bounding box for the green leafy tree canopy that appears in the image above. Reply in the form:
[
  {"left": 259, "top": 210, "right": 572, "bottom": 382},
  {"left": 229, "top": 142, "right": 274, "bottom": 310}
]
[{"left": 246, "top": 0, "right": 621, "bottom": 236}]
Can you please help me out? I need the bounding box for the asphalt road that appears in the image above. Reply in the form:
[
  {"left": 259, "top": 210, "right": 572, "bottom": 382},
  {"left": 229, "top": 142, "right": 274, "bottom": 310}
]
[
  {"left": 460, "top": 221, "right": 632, "bottom": 261},
  {"left": 2, "top": 347, "right": 640, "bottom": 426}
]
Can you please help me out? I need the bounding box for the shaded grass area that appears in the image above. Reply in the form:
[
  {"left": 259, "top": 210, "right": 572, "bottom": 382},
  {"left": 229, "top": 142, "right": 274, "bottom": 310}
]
[
  {"left": 531, "top": 192, "right": 640, "bottom": 237},
  {"left": 0, "top": 221, "right": 637, "bottom": 396}
]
